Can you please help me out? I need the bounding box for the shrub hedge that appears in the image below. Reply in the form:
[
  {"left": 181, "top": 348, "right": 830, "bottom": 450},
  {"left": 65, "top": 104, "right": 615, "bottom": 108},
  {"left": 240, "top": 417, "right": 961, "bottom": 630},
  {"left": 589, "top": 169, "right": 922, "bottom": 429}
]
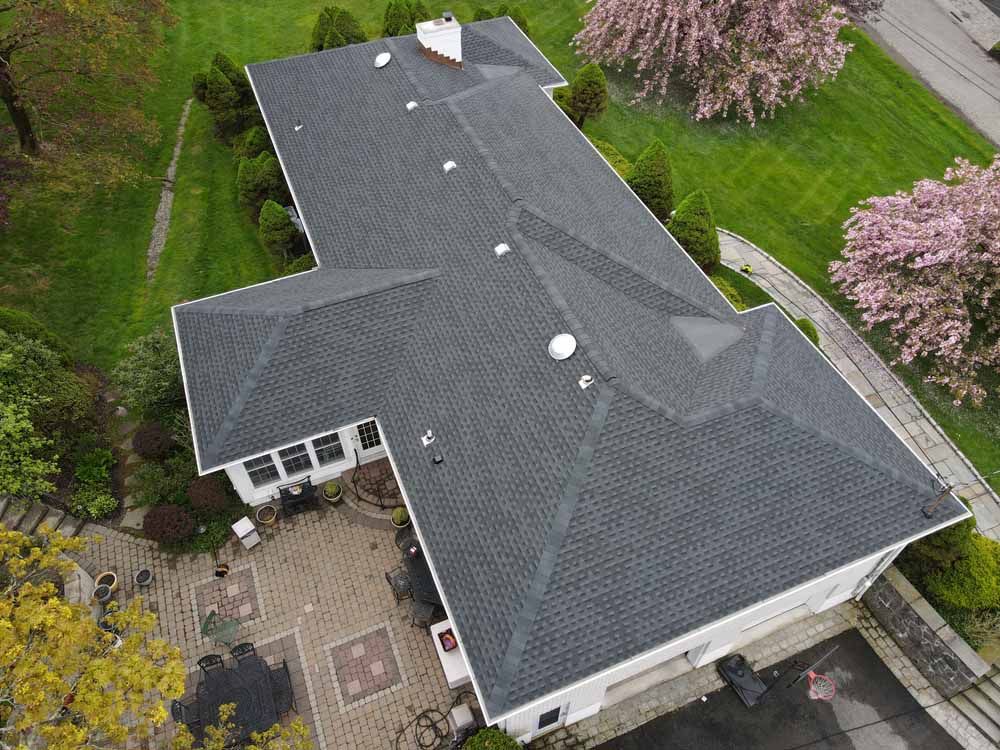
[
  {"left": 70, "top": 484, "right": 118, "bottom": 520},
  {"left": 463, "top": 728, "right": 519, "bottom": 750},
  {"left": 795, "top": 317, "right": 820, "bottom": 348},
  {"left": 627, "top": 139, "right": 674, "bottom": 223},
  {"left": 667, "top": 189, "right": 720, "bottom": 271},
  {"left": 132, "top": 422, "right": 175, "bottom": 460},
  {"left": 926, "top": 534, "right": 1000, "bottom": 611},
  {"left": 709, "top": 275, "right": 745, "bottom": 310},
  {"left": 258, "top": 200, "right": 300, "bottom": 261},
  {"left": 143, "top": 504, "right": 196, "bottom": 544},
  {"left": 282, "top": 253, "right": 317, "bottom": 276},
  {"left": 188, "top": 476, "right": 229, "bottom": 516},
  {"left": 0, "top": 307, "right": 71, "bottom": 364},
  {"left": 589, "top": 138, "right": 631, "bottom": 179}
]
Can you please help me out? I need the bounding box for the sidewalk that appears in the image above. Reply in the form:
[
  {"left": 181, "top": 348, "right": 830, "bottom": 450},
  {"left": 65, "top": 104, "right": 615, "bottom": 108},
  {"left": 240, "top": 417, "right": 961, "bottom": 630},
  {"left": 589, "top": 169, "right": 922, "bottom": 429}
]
[
  {"left": 717, "top": 229, "right": 1000, "bottom": 539},
  {"left": 862, "top": 0, "right": 1000, "bottom": 145}
]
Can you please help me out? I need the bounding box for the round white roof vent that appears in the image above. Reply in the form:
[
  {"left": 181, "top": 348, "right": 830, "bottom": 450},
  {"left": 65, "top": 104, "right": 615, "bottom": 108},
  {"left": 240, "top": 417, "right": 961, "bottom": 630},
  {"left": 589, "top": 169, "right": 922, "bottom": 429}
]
[
  {"left": 548, "top": 333, "right": 577, "bottom": 361},
  {"left": 374, "top": 52, "right": 392, "bottom": 68}
]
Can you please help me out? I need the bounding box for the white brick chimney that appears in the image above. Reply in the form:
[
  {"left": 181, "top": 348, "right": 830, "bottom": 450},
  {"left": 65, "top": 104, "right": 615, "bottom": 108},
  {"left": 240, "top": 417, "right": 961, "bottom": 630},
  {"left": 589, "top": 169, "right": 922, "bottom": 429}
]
[{"left": 416, "top": 11, "right": 462, "bottom": 68}]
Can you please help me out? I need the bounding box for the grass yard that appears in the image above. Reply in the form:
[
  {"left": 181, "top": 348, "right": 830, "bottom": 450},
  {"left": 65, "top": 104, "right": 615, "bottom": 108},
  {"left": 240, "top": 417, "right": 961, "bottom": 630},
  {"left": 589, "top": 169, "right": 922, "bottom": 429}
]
[{"left": 0, "top": 1, "right": 997, "bottom": 487}]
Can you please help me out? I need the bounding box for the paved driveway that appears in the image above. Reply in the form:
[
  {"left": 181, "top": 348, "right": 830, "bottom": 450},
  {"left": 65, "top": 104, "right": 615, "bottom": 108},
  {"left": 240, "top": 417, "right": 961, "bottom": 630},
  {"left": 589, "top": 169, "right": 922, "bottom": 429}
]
[
  {"left": 864, "top": 0, "right": 1000, "bottom": 145},
  {"left": 596, "top": 630, "right": 960, "bottom": 750}
]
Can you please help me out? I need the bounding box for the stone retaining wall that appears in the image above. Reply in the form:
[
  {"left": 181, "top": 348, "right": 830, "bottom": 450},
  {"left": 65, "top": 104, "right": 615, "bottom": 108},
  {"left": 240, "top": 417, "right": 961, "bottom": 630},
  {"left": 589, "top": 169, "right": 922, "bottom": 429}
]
[{"left": 862, "top": 566, "right": 990, "bottom": 697}]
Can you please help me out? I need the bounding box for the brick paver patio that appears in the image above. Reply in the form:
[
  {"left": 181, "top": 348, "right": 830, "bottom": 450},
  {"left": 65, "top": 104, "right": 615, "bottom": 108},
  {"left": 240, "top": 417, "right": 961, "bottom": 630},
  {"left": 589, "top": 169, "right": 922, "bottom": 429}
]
[{"left": 75, "top": 507, "right": 456, "bottom": 750}]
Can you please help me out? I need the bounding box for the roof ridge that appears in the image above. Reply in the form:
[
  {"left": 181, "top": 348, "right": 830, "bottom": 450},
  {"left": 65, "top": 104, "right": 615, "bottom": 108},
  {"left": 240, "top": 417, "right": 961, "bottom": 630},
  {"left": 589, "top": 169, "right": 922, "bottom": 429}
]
[
  {"left": 757, "top": 398, "right": 937, "bottom": 500},
  {"left": 508, "top": 203, "right": 618, "bottom": 382},
  {"left": 190, "top": 267, "right": 439, "bottom": 317},
  {"left": 486, "top": 384, "right": 615, "bottom": 714},
  {"left": 202, "top": 316, "right": 290, "bottom": 468},
  {"left": 516, "top": 204, "right": 723, "bottom": 321}
]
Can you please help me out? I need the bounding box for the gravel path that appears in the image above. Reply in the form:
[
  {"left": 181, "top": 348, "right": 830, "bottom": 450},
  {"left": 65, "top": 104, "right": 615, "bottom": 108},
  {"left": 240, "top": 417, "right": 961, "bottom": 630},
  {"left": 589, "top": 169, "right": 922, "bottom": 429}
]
[
  {"left": 718, "top": 228, "right": 1000, "bottom": 539},
  {"left": 146, "top": 98, "right": 193, "bottom": 280}
]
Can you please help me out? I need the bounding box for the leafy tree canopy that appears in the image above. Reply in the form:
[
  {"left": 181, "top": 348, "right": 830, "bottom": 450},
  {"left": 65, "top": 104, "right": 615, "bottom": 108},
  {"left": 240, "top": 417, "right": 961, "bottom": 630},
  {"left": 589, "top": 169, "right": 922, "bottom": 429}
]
[{"left": 111, "top": 327, "right": 184, "bottom": 419}]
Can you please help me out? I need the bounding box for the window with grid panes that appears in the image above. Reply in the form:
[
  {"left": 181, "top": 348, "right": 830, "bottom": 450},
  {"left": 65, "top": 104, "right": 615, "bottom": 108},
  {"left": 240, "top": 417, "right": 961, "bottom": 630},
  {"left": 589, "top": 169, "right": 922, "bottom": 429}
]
[
  {"left": 278, "top": 442, "right": 313, "bottom": 476},
  {"left": 357, "top": 420, "right": 381, "bottom": 450},
  {"left": 244, "top": 454, "right": 280, "bottom": 487},
  {"left": 312, "top": 432, "right": 344, "bottom": 466}
]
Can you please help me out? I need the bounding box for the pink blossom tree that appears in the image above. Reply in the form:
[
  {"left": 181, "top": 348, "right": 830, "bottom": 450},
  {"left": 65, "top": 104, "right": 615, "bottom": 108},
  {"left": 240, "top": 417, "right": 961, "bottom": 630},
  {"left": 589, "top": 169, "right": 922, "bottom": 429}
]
[
  {"left": 830, "top": 155, "right": 1000, "bottom": 406},
  {"left": 574, "top": 0, "right": 882, "bottom": 124}
]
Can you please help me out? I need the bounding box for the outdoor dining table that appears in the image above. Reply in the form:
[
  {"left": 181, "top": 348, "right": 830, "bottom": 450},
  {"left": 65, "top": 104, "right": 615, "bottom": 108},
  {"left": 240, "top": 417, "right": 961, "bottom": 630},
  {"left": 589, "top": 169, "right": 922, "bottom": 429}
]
[
  {"left": 403, "top": 546, "right": 442, "bottom": 606},
  {"left": 197, "top": 656, "right": 277, "bottom": 742}
]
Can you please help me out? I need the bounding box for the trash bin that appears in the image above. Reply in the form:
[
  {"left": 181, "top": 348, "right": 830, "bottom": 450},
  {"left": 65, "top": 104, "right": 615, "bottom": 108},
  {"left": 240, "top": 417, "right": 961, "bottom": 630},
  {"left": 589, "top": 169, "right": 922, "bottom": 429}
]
[{"left": 231, "top": 517, "right": 261, "bottom": 550}]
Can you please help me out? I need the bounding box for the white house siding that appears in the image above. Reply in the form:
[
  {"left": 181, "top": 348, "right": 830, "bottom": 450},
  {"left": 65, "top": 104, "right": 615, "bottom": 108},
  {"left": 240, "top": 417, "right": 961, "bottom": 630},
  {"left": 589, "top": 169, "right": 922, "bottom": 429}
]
[
  {"left": 498, "top": 544, "right": 902, "bottom": 743},
  {"left": 221, "top": 419, "right": 388, "bottom": 505}
]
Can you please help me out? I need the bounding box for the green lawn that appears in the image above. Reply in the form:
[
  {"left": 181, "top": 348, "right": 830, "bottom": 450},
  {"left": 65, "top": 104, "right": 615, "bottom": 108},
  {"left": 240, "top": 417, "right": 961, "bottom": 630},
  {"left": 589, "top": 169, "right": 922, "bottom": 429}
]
[{"left": 0, "top": 1, "right": 996, "bottom": 488}]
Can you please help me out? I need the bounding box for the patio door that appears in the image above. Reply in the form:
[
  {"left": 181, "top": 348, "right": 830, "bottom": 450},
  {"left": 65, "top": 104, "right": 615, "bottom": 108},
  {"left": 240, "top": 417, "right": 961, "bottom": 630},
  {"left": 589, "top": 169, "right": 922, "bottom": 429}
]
[{"left": 352, "top": 419, "right": 385, "bottom": 461}]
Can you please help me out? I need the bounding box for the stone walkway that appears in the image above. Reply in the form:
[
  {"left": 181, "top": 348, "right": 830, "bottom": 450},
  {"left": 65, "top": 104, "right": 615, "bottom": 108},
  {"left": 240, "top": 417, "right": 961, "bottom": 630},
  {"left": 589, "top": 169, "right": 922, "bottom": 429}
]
[
  {"left": 71, "top": 507, "right": 458, "bottom": 750},
  {"left": 146, "top": 98, "right": 193, "bottom": 280},
  {"left": 718, "top": 228, "right": 1000, "bottom": 540}
]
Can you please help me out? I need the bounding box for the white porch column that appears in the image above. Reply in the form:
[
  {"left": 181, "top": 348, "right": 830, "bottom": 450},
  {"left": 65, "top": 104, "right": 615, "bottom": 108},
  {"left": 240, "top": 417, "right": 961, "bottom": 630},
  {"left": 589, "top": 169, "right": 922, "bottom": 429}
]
[{"left": 225, "top": 464, "right": 256, "bottom": 504}]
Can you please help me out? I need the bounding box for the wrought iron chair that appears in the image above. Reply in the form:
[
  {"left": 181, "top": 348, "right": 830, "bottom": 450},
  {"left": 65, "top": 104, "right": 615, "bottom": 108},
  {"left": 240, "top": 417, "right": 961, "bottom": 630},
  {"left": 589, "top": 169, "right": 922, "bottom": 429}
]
[
  {"left": 201, "top": 612, "right": 240, "bottom": 647},
  {"left": 197, "top": 654, "right": 225, "bottom": 673},
  {"left": 385, "top": 567, "right": 412, "bottom": 604},
  {"left": 230, "top": 642, "right": 256, "bottom": 662},
  {"left": 410, "top": 599, "right": 436, "bottom": 631},
  {"left": 171, "top": 696, "right": 203, "bottom": 743},
  {"left": 269, "top": 659, "right": 296, "bottom": 717}
]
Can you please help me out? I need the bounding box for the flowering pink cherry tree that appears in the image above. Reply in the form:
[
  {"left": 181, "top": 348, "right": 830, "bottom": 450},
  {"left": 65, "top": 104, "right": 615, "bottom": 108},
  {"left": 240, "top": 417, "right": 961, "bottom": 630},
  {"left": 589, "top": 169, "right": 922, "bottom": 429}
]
[
  {"left": 830, "top": 155, "right": 1000, "bottom": 406},
  {"left": 574, "top": 0, "right": 882, "bottom": 124}
]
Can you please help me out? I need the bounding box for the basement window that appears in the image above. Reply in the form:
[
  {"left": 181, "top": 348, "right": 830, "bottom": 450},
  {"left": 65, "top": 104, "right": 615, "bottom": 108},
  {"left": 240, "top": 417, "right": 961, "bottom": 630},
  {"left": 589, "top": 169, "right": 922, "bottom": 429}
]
[
  {"left": 279, "top": 442, "right": 313, "bottom": 476},
  {"left": 537, "top": 707, "right": 561, "bottom": 731},
  {"left": 358, "top": 420, "right": 382, "bottom": 451},
  {"left": 312, "top": 432, "right": 345, "bottom": 466},
  {"left": 244, "top": 454, "right": 280, "bottom": 487}
]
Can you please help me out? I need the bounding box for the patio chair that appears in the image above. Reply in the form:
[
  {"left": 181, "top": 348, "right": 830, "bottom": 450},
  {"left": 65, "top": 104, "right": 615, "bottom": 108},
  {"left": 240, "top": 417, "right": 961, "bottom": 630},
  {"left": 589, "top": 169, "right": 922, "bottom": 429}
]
[
  {"left": 230, "top": 642, "right": 256, "bottom": 662},
  {"left": 197, "top": 654, "right": 225, "bottom": 674},
  {"left": 171, "top": 697, "right": 197, "bottom": 724},
  {"left": 269, "top": 659, "right": 296, "bottom": 717},
  {"left": 410, "top": 599, "right": 436, "bottom": 631},
  {"left": 385, "top": 567, "right": 412, "bottom": 604},
  {"left": 201, "top": 612, "right": 240, "bottom": 647}
]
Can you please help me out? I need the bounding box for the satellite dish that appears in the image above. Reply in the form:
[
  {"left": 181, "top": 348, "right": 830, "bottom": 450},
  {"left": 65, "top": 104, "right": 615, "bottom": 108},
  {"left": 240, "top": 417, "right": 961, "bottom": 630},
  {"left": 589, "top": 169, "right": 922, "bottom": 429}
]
[{"left": 374, "top": 52, "right": 392, "bottom": 68}]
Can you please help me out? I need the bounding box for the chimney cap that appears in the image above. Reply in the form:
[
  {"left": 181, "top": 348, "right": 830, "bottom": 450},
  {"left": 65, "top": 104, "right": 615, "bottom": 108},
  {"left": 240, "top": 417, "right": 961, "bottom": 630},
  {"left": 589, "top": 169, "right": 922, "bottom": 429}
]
[{"left": 442, "top": 10, "right": 454, "bottom": 21}]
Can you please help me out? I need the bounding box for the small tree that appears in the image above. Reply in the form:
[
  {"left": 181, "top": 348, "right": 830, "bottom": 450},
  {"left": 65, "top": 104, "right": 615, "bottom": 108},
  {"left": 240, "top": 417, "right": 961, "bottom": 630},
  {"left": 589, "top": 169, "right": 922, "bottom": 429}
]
[
  {"left": 324, "top": 27, "right": 348, "bottom": 50},
  {"left": 258, "top": 200, "right": 301, "bottom": 262},
  {"left": 1, "top": 527, "right": 185, "bottom": 750},
  {"left": 233, "top": 126, "right": 271, "bottom": 160},
  {"left": 383, "top": 1, "right": 412, "bottom": 36},
  {"left": 204, "top": 65, "right": 242, "bottom": 137},
  {"left": 112, "top": 327, "right": 184, "bottom": 418},
  {"left": 668, "top": 190, "right": 720, "bottom": 271},
  {"left": 627, "top": 139, "right": 674, "bottom": 223},
  {"left": 575, "top": 0, "right": 884, "bottom": 124},
  {"left": 237, "top": 151, "right": 288, "bottom": 214},
  {"left": 567, "top": 63, "right": 608, "bottom": 129},
  {"left": 211, "top": 52, "right": 251, "bottom": 100},
  {"left": 830, "top": 155, "right": 1000, "bottom": 406}
]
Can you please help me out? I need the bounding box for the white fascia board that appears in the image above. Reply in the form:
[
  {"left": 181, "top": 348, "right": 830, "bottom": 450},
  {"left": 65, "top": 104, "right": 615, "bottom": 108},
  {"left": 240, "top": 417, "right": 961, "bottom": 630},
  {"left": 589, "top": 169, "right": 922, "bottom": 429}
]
[
  {"left": 536, "top": 75, "right": 966, "bottom": 521},
  {"left": 487, "top": 506, "right": 970, "bottom": 726},
  {"left": 377, "top": 423, "right": 496, "bottom": 724}
]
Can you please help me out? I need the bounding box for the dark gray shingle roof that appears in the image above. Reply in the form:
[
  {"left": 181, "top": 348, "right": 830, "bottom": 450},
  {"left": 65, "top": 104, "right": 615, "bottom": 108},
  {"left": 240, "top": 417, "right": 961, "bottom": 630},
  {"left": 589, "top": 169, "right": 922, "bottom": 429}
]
[{"left": 173, "top": 17, "right": 966, "bottom": 719}]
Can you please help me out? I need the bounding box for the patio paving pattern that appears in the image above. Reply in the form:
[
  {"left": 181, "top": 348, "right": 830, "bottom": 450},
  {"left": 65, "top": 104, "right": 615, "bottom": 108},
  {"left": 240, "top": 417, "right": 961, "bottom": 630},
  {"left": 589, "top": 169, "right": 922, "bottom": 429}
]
[{"left": 73, "top": 506, "right": 456, "bottom": 750}]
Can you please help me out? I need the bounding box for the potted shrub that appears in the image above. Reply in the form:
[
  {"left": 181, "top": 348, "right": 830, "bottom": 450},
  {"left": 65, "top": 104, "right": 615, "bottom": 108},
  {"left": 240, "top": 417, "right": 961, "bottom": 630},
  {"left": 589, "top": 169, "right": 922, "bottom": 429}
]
[
  {"left": 323, "top": 480, "right": 343, "bottom": 504},
  {"left": 391, "top": 507, "right": 410, "bottom": 529},
  {"left": 256, "top": 504, "right": 278, "bottom": 526},
  {"left": 92, "top": 584, "right": 113, "bottom": 605}
]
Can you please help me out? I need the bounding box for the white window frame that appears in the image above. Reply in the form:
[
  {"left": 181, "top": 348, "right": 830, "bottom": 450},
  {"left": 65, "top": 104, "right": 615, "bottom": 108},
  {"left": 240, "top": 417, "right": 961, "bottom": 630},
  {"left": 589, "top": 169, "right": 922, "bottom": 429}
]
[{"left": 278, "top": 442, "right": 314, "bottom": 477}]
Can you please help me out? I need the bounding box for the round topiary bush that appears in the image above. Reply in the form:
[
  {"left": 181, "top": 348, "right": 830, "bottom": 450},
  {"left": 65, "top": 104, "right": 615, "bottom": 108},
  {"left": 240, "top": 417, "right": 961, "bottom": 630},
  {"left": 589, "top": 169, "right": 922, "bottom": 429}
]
[
  {"left": 143, "top": 504, "right": 195, "bottom": 544},
  {"left": 188, "top": 476, "right": 228, "bottom": 516},
  {"left": 709, "top": 275, "right": 745, "bottom": 311},
  {"left": 926, "top": 534, "right": 1000, "bottom": 611},
  {"left": 463, "top": 728, "right": 519, "bottom": 750},
  {"left": 667, "top": 189, "right": 720, "bottom": 272},
  {"left": 795, "top": 317, "right": 820, "bottom": 348},
  {"left": 132, "top": 422, "right": 175, "bottom": 460}
]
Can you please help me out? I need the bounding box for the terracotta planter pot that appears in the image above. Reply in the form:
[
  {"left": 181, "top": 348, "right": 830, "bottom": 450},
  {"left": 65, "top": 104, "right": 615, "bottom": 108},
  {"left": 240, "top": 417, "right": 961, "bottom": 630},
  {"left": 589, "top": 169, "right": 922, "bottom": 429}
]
[{"left": 255, "top": 504, "right": 277, "bottom": 526}]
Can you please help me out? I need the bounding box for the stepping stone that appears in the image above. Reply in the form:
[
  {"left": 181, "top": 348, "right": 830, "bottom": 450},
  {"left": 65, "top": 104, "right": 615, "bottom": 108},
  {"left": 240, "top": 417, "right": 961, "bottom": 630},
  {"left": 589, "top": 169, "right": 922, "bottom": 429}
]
[{"left": 121, "top": 505, "right": 149, "bottom": 530}]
